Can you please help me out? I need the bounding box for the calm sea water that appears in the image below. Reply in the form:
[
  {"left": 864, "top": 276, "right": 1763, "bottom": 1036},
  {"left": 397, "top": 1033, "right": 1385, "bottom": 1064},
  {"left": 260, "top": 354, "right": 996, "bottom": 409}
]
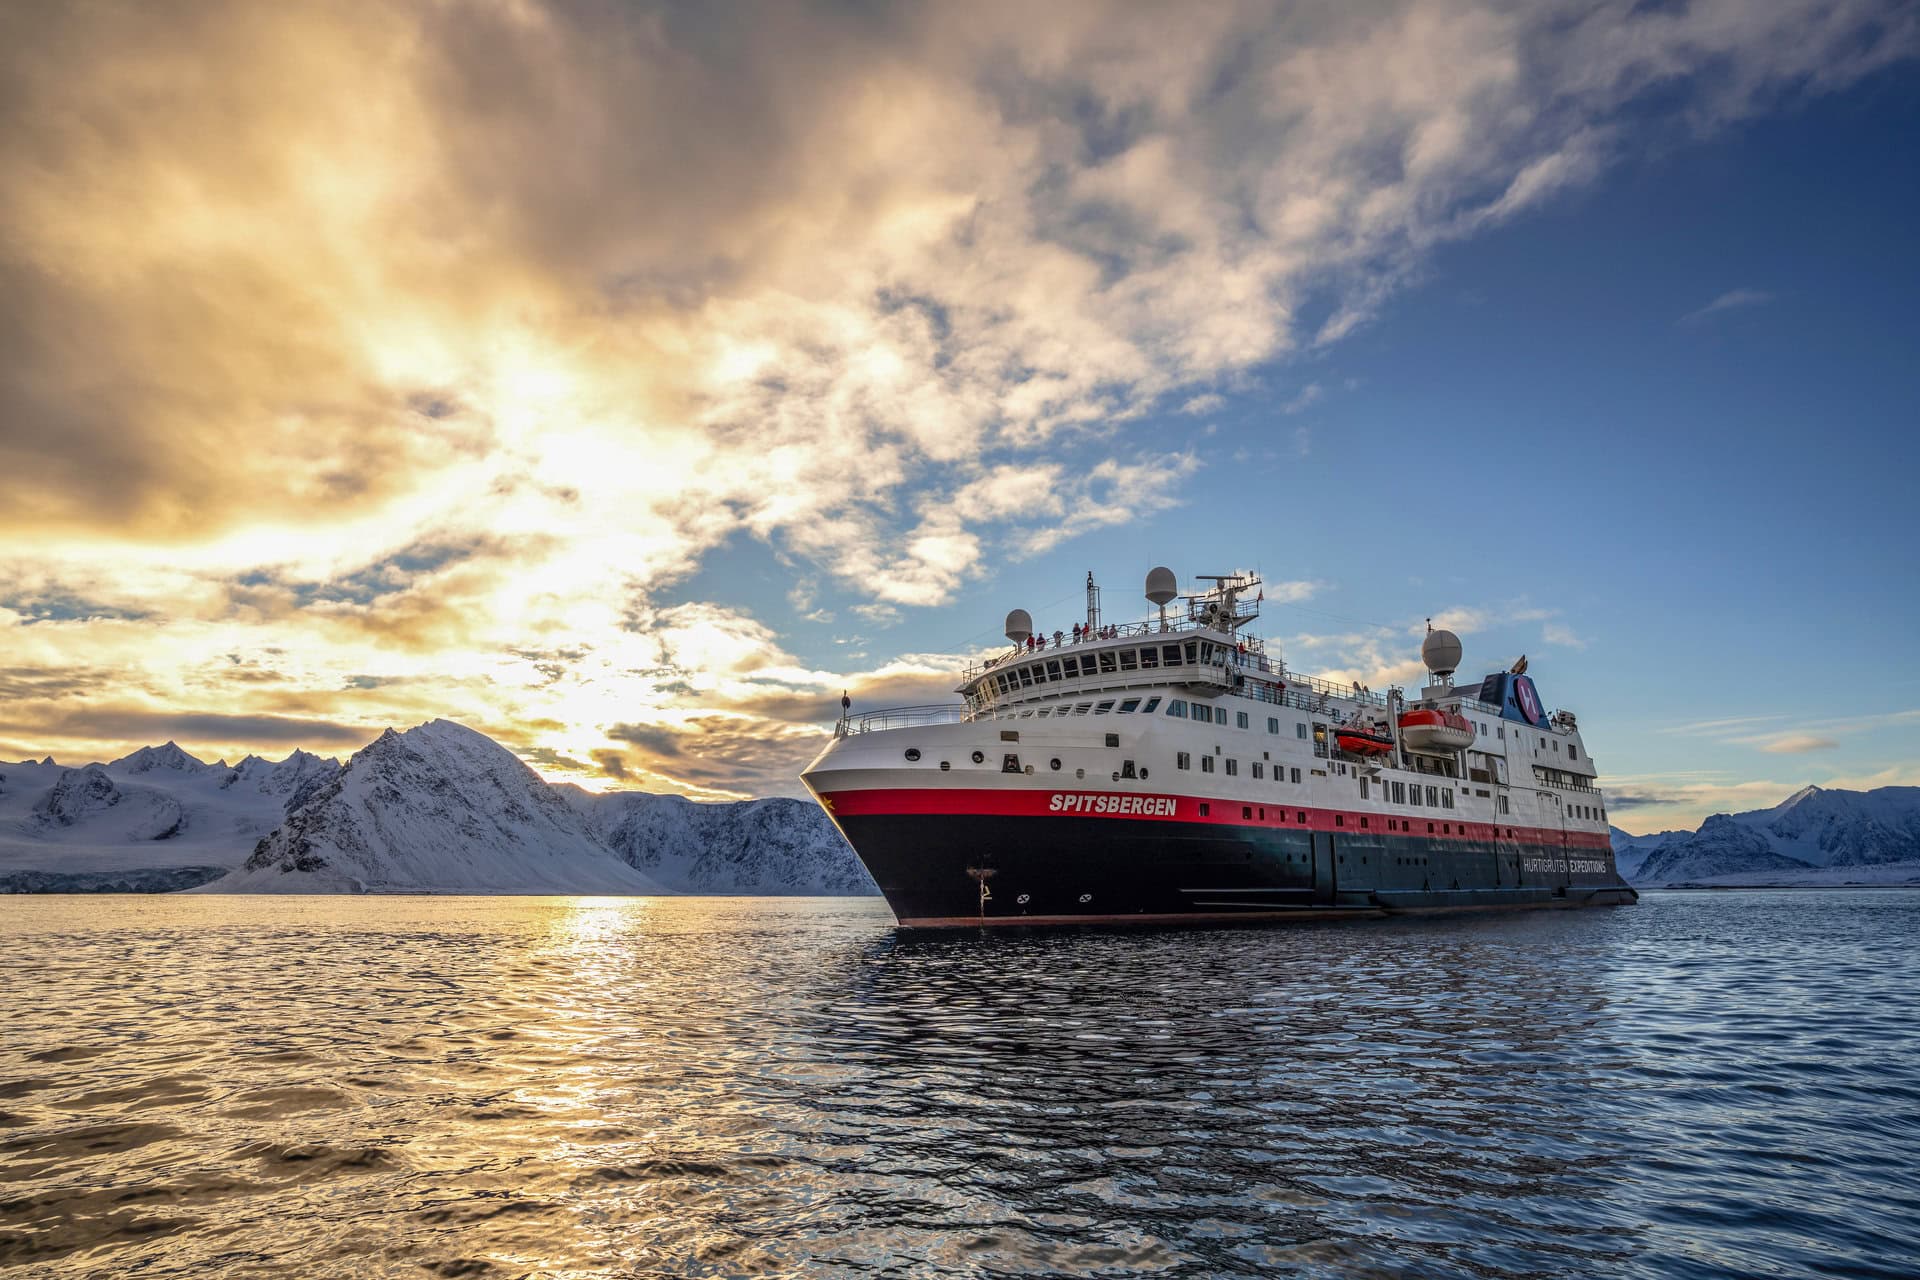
[{"left": 2, "top": 891, "right": 1917, "bottom": 1279}]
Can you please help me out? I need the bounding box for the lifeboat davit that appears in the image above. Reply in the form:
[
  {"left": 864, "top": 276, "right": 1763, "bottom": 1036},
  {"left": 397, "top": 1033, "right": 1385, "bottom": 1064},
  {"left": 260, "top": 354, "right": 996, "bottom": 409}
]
[
  {"left": 1398, "top": 707, "right": 1475, "bottom": 752},
  {"left": 1335, "top": 725, "right": 1395, "bottom": 757}
]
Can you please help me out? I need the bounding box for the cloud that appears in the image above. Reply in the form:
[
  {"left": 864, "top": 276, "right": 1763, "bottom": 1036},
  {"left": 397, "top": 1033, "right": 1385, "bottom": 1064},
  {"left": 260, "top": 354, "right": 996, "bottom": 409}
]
[
  {"left": 1179, "top": 393, "right": 1225, "bottom": 415},
  {"left": 1542, "top": 622, "right": 1586, "bottom": 649},
  {"left": 1681, "top": 288, "right": 1775, "bottom": 325},
  {"left": 1757, "top": 734, "right": 1839, "bottom": 754},
  {"left": 1280, "top": 383, "right": 1324, "bottom": 415},
  {"left": 1, "top": 0, "right": 1911, "bottom": 786}
]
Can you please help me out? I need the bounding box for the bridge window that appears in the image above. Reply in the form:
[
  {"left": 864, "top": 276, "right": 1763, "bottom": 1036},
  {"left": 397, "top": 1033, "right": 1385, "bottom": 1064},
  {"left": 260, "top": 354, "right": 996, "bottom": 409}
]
[
  {"left": 1193, "top": 704, "right": 1212, "bottom": 724},
  {"left": 1164, "top": 644, "right": 1182, "bottom": 666},
  {"left": 1094, "top": 701, "right": 1114, "bottom": 714},
  {"left": 1141, "top": 697, "right": 1161, "bottom": 713},
  {"left": 1184, "top": 641, "right": 1198, "bottom": 664},
  {"left": 1074, "top": 703, "right": 1092, "bottom": 715},
  {"left": 1119, "top": 649, "right": 1138, "bottom": 671},
  {"left": 1119, "top": 698, "right": 1140, "bottom": 713},
  {"left": 1098, "top": 651, "right": 1118, "bottom": 674},
  {"left": 1167, "top": 700, "right": 1187, "bottom": 718},
  {"left": 1139, "top": 647, "right": 1158, "bottom": 669},
  {"left": 1046, "top": 660, "right": 1062, "bottom": 681}
]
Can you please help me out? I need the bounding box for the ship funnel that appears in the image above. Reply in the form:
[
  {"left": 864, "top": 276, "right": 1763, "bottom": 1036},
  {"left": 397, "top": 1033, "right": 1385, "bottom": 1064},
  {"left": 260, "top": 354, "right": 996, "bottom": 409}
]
[{"left": 1004, "top": 609, "right": 1033, "bottom": 645}]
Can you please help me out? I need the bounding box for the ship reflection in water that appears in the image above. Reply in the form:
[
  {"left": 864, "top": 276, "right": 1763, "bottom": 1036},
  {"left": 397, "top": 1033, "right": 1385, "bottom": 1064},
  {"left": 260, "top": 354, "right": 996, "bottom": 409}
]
[{"left": 2, "top": 892, "right": 1916, "bottom": 1277}]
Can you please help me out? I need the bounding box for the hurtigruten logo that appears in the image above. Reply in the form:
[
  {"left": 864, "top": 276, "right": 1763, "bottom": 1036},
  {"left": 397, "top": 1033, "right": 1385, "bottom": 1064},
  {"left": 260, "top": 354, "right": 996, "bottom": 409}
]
[{"left": 1049, "top": 793, "right": 1177, "bottom": 816}]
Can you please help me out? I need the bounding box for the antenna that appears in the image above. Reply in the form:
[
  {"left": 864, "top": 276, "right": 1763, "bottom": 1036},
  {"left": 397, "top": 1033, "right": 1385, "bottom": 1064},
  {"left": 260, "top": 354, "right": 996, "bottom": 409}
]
[{"left": 1084, "top": 571, "right": 1102, "bottom": 634}]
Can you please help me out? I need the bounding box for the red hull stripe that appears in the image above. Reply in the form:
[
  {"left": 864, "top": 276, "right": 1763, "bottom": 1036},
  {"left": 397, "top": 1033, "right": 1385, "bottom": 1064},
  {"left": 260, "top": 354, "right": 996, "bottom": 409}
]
[{"left": 818, "top": 787, "right": 1614, "bottom": 851}]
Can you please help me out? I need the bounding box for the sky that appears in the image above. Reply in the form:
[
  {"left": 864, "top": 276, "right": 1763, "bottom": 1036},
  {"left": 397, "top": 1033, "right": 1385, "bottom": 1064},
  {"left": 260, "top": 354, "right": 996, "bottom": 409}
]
[{"left": 1, "top": 1, "right": 1916, "bottom": 833}]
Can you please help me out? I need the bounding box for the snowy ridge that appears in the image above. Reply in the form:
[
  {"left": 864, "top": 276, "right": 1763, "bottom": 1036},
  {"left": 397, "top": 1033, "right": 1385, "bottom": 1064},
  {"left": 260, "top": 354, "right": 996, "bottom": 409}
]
[
  {"left": 3, "top": 720, "right": 869, "bottom": 895},
  {"left": 1627, "top": 786, "right": 1920, "bottom": 885},
  {"left": 216, "top": 720, "right": 663, "bottom": 894},
  {"left": 0, "top": 746, "right": 342, "bottom": 889},
  {"left": 589, "top": 792, "right": 875, "bottom": 895}
]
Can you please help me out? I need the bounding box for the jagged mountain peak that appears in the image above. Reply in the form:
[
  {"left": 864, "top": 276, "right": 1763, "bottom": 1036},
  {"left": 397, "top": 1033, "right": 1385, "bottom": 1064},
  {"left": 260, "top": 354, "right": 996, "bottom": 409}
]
[{"left": 112, "top": 741, "right": 210, "bottom": 774}]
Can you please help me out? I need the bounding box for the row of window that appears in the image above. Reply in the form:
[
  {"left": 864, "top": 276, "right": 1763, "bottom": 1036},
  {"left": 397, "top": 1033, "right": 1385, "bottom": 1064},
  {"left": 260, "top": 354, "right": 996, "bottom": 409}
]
[{"left": 987, "top": 640, "right": 1237, "bottom": 698}]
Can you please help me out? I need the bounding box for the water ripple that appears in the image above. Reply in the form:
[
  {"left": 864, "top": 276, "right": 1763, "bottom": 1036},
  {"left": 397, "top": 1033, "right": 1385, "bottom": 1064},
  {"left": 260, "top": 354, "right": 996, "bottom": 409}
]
[{"left": 1, "top": 891, "right": 1917, "bottom": 1277}]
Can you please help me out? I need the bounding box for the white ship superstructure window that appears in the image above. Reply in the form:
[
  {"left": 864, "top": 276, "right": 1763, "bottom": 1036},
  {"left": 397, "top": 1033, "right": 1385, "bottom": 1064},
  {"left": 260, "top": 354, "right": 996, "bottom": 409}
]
[
  {"left": 1409, "top": 786, "right": 1422, "bottom": 807},
  {"left": 1392, "top": 781, "right": 1405, "bottom": 803},
  {"left": 1360, "top": 778, "right": 1370, "bottom": 799},
  {"left": 1074, "top": 703, "right": 1092, "bottom": 714},
  {"left": 1253, "top": 763, "right": 1265, "bottom": 779},
  {"left": 1426, "top": 786, "right": 1440, "bottom": 807},
  {"left": 1119, "top": 698, "right": 1140, "bottom": 713},
  {"left": 1297, "top": 723, "right": 1308, "bottom": 739},
  {"left": 1292, "top": 768, "right": 1301, "bottom": 784},
  {"left": 1167, "top": 700, "right": 1187, "bottom": 718},
  {"left": 1268, "top": 717, "right": 1280, "bottom": 734},
  {"left": 1226, "top": 759, "right": 1239, "bottom": 776},
  {"left": 1177, "top": 752, "right": 1191, "bottom": 770},
  {"left": 1140, "top": 648, "right": 1158, "bottom": 669},
  {"left": 1499, "top": 795, "right": 1510, "bottom": 814},
  {"left": 1201, "top": 756, "right": 1215, "bottom": 773},
  {"left": 1142, "top": 697, "right": 1161, "bottom": 713},
  {"left": 1095, "top": 701, "right": 1114, "bottom": 714},
  {"left": 1237, "top": 712, "right": 1250, "bottom": 729}
]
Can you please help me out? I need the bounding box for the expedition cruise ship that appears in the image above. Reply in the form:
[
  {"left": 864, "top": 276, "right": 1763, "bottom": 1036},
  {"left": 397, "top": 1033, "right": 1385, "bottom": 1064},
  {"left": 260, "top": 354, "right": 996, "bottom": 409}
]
[{"left": 801, "top": 569, "right": 1637, "bottom": 927}]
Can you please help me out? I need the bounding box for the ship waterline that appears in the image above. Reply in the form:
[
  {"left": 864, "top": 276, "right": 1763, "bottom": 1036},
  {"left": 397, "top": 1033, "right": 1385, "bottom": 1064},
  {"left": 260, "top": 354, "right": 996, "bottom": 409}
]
[{"left": 804, "top": 569, "right": 1636, "bottom": 926}]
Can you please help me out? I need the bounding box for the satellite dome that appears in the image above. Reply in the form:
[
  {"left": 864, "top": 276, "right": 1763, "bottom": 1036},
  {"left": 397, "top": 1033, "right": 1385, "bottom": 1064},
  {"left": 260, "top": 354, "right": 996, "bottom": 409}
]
[
  {"left": 1004, "top": 609, "right": 1033, "bottom": 644},
  {"left": 1422, "top": 629, "right": 1463, "bottom": 677},
  {"left": 1144, "top": 566, "right": 1178, "bottom": 605}
]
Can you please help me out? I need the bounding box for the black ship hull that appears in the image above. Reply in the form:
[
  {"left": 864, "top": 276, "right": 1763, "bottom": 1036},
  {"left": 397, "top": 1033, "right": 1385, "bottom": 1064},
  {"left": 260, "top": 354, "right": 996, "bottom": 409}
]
[{"left": 821, "top": 790, "right": 1636, "bottom": 927}]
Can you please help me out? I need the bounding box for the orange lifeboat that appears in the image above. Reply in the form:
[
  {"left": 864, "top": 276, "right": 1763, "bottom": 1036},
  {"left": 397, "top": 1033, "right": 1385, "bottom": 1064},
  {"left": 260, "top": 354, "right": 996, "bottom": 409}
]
[
  {"left": 1335, "top": 724, "right": 1395, "bottom": 757},
  {"left": 1398, "top": 707, "right": 1474, "bottom": 752}
]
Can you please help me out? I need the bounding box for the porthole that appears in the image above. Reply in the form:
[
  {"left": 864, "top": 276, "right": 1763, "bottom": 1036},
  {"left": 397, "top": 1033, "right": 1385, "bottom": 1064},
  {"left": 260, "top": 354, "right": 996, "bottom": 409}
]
[
  {"left": 940, "top": 761, "right": 951, "bottom": 771},
  {"left": 971, "top": 750, "right": 985, "bottom": 764},
  {"left": 1076, "top": 768, "right": 1085, "bottom": 779},
  {"left": 1139, "top": 768, "right": 1149, "bottom": 779},
  {"left": 1112, "top": 771, "right": 1120, "bottom": 782},
  {"left": 1050, "top": 757, "right": 1062, "bottom": 771},
  {"left": 904, "top": 748, "right": 921, "bottom": 762}
]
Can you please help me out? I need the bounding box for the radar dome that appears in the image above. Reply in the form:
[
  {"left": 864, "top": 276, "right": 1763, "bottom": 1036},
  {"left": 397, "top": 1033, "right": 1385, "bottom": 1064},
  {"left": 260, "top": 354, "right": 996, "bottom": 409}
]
[
  {"left": 1144, "top": 566, "right": 1178, "bottom": 605},
  {"left": 1422, "top": 629, "right": 1463, "bottom": 677},
  {"left": 1004, "top": 609, "right": 1033, "bottom": 644}
]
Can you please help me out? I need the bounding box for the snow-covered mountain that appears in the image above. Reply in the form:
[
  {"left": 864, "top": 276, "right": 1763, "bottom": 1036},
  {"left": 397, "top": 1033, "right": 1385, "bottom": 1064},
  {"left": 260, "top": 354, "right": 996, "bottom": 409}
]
[
  {"left": 1607, "top": 825, "right": 1686, "bottom": 881},
  {"left": 5, "top": 720, "right": 867, "bottom": 896},
  {"left": 0, "top": 744, "right": 342, "bottom": 892},
  {"left": 588, "top": 792, "right": 874, "bottom": 895},
  {"left": 215, "top": 720, "right": 666, "bottom": 894},
  {"left": 1626, "top": 786, "right": 1920, "bottom": 885}
]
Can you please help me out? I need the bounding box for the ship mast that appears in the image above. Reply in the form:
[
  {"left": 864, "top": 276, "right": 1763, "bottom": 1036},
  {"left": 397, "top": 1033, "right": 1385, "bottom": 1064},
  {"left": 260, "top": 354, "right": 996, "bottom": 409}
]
[{"left": 1084, "top": 571, "right": 1102, "bottom": 634}]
